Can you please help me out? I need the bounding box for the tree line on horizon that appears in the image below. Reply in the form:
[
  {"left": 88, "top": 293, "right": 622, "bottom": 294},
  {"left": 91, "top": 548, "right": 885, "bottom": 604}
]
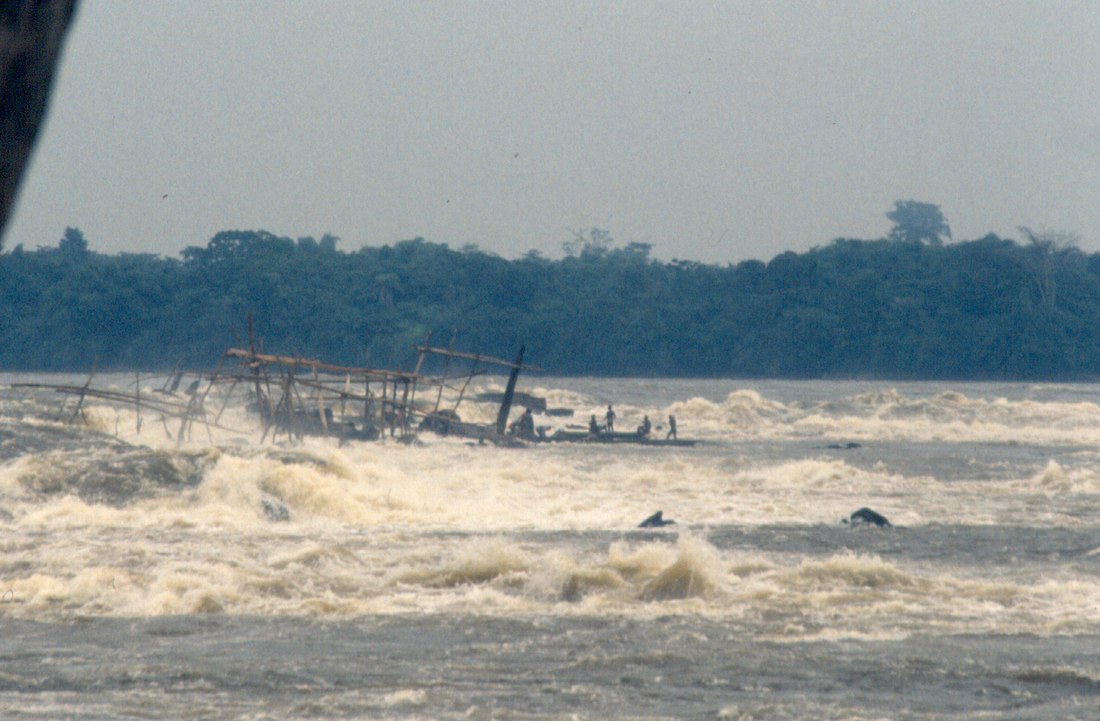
[{"left": 1, "top": 201, "right": 1098, "bottom": 380}]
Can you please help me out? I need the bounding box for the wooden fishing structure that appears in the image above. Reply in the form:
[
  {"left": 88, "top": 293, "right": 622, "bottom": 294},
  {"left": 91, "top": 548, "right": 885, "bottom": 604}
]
[
  {"left": 220, "top": 346, "right": 417, "bottom": 443},
  {"left": 8, "top": 321, "right": 698, "bottom": 449},
  {"left": 9, "top": 329, "right": 539, "bottom": 447},
  {"left": 212, "top": 336, "right": 538, "bottom": 445},
  {"left": 406, "top": 343, "right": 538, "bottom": 443},
  {"left": 11, "top": 364, "right": 237, "bottom": 445}
]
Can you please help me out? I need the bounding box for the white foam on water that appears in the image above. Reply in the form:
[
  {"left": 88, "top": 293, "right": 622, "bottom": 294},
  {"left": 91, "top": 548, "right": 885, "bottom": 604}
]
[
  {"left": 3, "top": 376, "right": 1099, "bottom": 643},
  {"left": 3, "top": 509, "right": 1098, "bottom": 643},
  {"left": 56, "top": 376, "right": 1100, "bottom": 457},
  {"left": 3, "top": 427, "right": 1097, "bottom": 533},
  {"left": 379, "top": 689, "right": 428, "bottom": 707},
  {"left": 560, "top": 386, "right": 1100, "bottom": 446}
]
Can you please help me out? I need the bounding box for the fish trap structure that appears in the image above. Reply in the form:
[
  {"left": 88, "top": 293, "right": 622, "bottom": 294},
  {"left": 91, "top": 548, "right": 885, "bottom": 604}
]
[
  {"left": 10, "top": 330, "right": 537, "bottom": 448},
  {"left": 219, "top": 325, "right": 535, "bottom": 444}
]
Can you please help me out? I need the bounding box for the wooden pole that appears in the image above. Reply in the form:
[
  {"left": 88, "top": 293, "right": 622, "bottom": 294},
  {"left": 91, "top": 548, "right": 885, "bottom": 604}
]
[
  {"left": 69, "top": 359, "right": 96, "bottom": 424},
  {"left": 433, "top": 333, "right": 455, "bottom": 412},
  {"left": 135, "top": 372, "right": 142, "bottom": 433},
  {"left": 495, "top": 346, "right": 525, "bottom": 436},
  {"left": 406, "top": 331, "right": 431, "bottom": 416},
  {"left": 453, "top": 359, "right": 479, "bottom": 412},
  {"left": 313, "top": 365, "right": 329, "bottom": 435}
]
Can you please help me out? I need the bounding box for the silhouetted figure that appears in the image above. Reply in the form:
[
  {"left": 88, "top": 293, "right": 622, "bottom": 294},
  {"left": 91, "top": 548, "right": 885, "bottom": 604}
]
[
  {"left": 509, "top": 407, "right": 535, "bottom": 439},
  {"left": 639, "top": 510, "right": 675, "bottom": 528},
  {"left": 637, "top": 415, "right": 651, "bottom": 436},
  {"left": 605, "top": 404, "right": 616, "bottom": 432},
  {"left": 588, "top": 414, "right": 600, "bottom": 437},
  {"left": 666, "top": 415, "right": 677, "bottom": 440},
  {"left": 843, "top": 507, "right": 891, "bottom": 528}
]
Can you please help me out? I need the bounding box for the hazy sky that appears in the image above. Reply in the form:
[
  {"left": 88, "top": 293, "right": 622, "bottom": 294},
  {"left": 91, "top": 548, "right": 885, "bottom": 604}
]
[{"left": 6, "top": 1, "right": 1100, "bottom": 264}]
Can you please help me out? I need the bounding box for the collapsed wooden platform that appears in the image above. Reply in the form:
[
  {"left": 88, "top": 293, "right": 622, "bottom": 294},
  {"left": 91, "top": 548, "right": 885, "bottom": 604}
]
[
  {"left": 7, "top": 323, "right": 695, "bottom": 450},
  {"left": 9, "top": 330, "right": 537, "bottom": 446},
  {"left": 218, "top": 334, "right": 538, "bottom": 445}
]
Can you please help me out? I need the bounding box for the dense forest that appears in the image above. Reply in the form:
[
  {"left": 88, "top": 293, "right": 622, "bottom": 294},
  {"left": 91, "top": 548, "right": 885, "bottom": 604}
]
[{"left": 2, "top": 202, "right": 1099, "bottom": 379}]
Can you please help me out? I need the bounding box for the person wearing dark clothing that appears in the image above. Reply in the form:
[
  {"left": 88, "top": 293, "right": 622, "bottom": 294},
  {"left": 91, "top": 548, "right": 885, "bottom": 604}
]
[
  {"left": 605, "top": 405, "right": 616, "bottom": 433},
  {"left": 637, "top": 415, "right": 651, "bottom": 436},
  {"left": 588, "top": 414, "right": 600, "bottom": 437},
  {"left": 667, "top": 415, "right": 677, "bottom": 440},
  {"left": 509, "top": 407, "right": 535, "bottom": 439}
]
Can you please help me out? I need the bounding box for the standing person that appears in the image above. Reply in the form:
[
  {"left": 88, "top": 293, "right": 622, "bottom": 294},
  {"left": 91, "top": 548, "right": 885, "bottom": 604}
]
[
  {"left": 667, "top": 415, "right": 677, "bottom": 440},
  {"left": 605, "top": 404, "right": 616, "bottom": 433}
]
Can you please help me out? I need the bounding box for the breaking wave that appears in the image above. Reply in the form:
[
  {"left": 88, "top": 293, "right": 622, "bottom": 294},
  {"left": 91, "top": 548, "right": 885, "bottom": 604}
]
[{"left": 1, "top": 374, "right": 1098, "bottom": 645}]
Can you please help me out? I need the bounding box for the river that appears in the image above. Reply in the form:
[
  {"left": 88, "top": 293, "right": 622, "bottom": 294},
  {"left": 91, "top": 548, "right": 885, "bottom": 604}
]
[{"left": 0, "top": 374, "right": 1097, "bottom": 719}]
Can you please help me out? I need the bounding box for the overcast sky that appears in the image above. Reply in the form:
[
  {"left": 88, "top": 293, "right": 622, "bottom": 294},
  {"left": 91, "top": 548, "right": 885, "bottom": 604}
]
[{"left": 6, "top": 0, "right": 1100, "bottom": 264}]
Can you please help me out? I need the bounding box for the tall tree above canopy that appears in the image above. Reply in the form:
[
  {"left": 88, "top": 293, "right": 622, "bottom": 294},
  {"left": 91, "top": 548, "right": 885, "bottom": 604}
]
[
  {"left": 887, "top": 200, "right": 952, "bottom": 245},
  {"left": 58, "top": 225, "right": 87, "bottom": 257},
  {"left": 1018, "top": 225, "right": 1080, "bottom": 310},
  {"left": 563, "top": 227, "right": 614, "bottom": 258}
]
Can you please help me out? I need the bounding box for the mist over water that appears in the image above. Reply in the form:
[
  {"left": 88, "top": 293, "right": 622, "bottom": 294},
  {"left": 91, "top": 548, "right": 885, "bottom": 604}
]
[{"left": 1, "top": 375, "right": 1098, "bottom": 719}]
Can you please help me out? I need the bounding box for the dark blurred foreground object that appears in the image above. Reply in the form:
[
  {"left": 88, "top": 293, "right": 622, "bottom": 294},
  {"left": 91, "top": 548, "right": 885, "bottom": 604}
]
[{"left": 0, "top": 0, "right": 79, "bottom": 245}]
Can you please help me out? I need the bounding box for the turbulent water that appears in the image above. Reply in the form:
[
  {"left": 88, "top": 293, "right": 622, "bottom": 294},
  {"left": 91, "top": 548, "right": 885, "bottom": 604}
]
[{"left": 0, "top": 373, "right": 1098, "bottom": 720}]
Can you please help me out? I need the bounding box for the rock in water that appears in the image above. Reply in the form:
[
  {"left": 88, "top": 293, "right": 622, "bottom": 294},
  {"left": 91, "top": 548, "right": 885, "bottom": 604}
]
[
  {"left": 846, "top": 507, "right": 890, "bottom": 527},
  {"left": 639, "top": 510, "right": 676, "bottom": 528}
]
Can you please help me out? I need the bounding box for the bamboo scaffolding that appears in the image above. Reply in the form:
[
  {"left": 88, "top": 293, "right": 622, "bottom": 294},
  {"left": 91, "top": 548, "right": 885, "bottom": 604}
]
[
  {"left": 413, "top": 345, "right": 541, "bottom": 371},
  {"left": 11, "top": 383, "right": 242, "bottom": 435},
  {"left": 223, "top": 348, "right": 421, "bottom": 382},
  {"left": 8, "top": 321, "right": 536, "bottom": 449}
]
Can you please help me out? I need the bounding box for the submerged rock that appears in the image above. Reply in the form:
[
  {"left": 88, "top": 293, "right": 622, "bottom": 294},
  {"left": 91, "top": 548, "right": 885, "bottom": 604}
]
[
  {"left": 844, "top": 507, "right": 891, "bottom": 528},
  {"left": 639, "top": 510, "right": 676, "bottom": 528},
  {"left": 261, "top": 496, "right": 291, "bottom": 522}
]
